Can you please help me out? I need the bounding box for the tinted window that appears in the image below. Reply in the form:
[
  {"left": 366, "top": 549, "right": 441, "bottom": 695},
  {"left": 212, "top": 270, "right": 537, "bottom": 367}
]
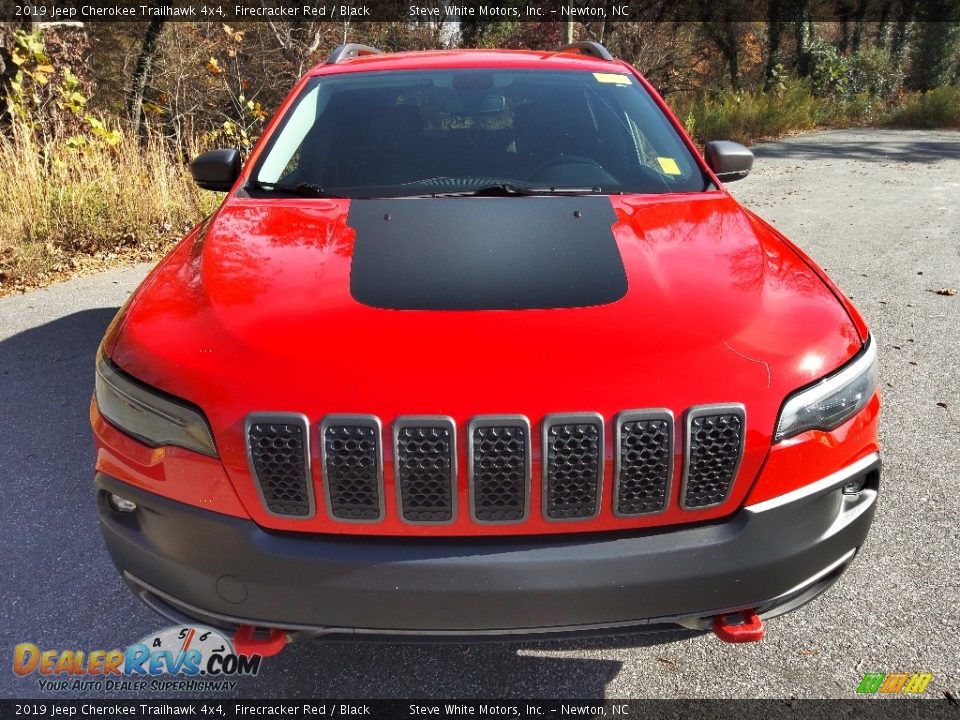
[{"left": 251, "top": 69, "right": 708, "bottom": 197}]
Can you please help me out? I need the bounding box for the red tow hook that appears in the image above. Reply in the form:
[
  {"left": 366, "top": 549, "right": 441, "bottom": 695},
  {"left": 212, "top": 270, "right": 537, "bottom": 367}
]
[
  {"left": 232, "top": 625, "right": 288, "bottom": 657},
  {"left": 712, "top": 609, "right": 765, "bottom": 643}
]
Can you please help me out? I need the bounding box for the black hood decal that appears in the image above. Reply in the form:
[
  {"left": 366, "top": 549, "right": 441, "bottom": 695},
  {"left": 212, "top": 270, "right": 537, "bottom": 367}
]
[{"left": 348, "top": 197, "right": 626, "bottom": 311}]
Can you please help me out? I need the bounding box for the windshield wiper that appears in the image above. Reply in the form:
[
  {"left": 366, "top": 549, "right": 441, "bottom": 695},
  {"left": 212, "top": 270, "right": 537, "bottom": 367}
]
[
  {"left": 247, "top": 180, "right": 343, "bottom": 198},
  {"left": 411, "top": 184, "right": 604, "bottom": 198},
  {"left": 474, "top": 184, "right": 604, "bottom": 197}
]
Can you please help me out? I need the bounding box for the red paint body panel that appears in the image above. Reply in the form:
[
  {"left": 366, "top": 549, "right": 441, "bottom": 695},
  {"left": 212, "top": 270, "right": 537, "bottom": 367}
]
[
  {"left": 743, "top": 393, "right": 880, "bottom": 506},
  {"left": 105, "top": 190, "right": 866, "bottom": 536},
  {"left": 91, "top": 400, "right": 249, "bottom": 519},
  {"left": 96, "top": 50, "right": 878, "bottom": 537}
]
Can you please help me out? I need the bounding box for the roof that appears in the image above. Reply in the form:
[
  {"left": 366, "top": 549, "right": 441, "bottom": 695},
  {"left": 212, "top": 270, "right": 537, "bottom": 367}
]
[{"left": 308, "top": 49, "right": 631, "bottom": 77}]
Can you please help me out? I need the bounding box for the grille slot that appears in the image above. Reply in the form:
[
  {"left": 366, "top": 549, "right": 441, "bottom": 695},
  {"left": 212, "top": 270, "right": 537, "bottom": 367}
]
[
  {"left": 468, "top": 416, "right": 530, "bottom": 523},
  {"left": 394, "top": 417, "right": 456, "bottom": 523},
  {"left": 246, "top": 414, "right": 313, "bottom": 518},
  {"left": 681, "top": 404, "right": 746, "bottom": 509},
  {"left": 614, "top": 410, "right": 674, "bottom": 516},
  {"left": 542, "top": 414, "right": 603, "bottom": 521},
  {"left": 321, "top": 416, "right": 383, "bottom": 522}
]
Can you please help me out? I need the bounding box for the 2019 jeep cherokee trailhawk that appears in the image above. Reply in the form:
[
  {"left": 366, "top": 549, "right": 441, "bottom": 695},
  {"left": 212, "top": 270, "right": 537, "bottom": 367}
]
[{"left": 92, "top": 42, "right": 880, "bottom": 648}]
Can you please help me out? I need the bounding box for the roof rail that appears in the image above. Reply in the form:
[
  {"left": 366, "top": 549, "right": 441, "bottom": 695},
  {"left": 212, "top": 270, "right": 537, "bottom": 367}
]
[
  {"left": 326, "top": 43, "right": 383, "bottom": 64},
  {"left": 557, "top": 41, "right": 614, "bottom": 62}
]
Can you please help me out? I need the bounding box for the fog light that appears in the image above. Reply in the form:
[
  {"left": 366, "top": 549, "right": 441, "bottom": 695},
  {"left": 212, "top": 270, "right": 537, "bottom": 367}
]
[
  {"left": 842, "top": 478, "right": 866, "bottom": 495},
  {"left": 109, "top": 494, "right": 137, "bottom": 513}
]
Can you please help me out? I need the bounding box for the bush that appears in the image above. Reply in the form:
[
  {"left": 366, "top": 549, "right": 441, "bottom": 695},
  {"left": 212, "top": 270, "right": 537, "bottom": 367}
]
[
  {"left": 0, "top": 123, "right": 217, "bottom": 291},
  {"left": 677, "top": 79, "right": 821, "bottom": 145},
  {"left": 806, "top": 40, "right": 903, "bottom": 101},
  {"left": 807, "top": 38, "right": 849, "bottom": 98},
  {"left": 0, "top": 29, "right": 218, "bottom": 293},
  {"left": 846, "top": 48, "right": 903, "bottom": 99},
  {"left": 887, "top": 86, "right": 960, "bottom": 128}
]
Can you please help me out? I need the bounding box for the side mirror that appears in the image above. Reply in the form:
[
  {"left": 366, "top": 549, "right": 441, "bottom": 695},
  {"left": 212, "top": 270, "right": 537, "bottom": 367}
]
[
  {"left": 190, "top": 149, "right": 241, "bottom": 191},
  {"left": 704, "top": 141, "right": 754, "bottom": 183}
]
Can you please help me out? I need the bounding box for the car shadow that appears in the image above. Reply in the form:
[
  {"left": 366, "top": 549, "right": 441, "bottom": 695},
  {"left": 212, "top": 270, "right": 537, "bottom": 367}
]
[
  {"left": 0, "top": 307, "right": 698, "bottom": 699},
  {"left": 751, "top": 131, "right": 960, "bottom": 165},
  {"left": 233, "top": 632, "right": 697, "bottom": 698}
]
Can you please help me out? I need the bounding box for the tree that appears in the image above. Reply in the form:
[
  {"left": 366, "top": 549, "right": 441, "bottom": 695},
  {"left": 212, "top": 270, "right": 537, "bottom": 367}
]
[
  {"left": 264, "top": 22, "right": 332, "bottom": 78},
  {"left": 850, "top": 0, "right": 869, "bottom": 51},
  {"left": 698, "top": 1, "right": 747, "bottom": 89},
  {"left": 889, "top": 0, "right": 920, "bottom": 70},
  {"left": 792, "top": 0, "right": 816, "bottom": 77},
  {"left": 765, "top": 0, "right": 786, "bottom": 88},
  {"left": 908, "top": 17, "right": 960, "bottom": 89},
  {"left": 127, "top": 18, "right": 166, "bottom": 138}
]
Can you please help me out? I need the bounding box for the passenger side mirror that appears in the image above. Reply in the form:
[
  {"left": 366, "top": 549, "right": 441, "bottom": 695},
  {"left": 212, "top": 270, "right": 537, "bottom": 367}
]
[
  {"left": 704, "top": 141, "right": 754, "bottom": 183},
  {"left": 190, "top": 149, "right": 241, "bottom": 192}
]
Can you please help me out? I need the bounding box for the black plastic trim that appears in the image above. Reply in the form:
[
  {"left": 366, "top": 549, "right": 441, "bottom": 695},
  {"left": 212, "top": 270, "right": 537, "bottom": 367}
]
[
  {"left": 96, "top": 457, "right": 879, "bottom": 634},
  {"left": 467, "top": 415, "right": 532, "bottom": 525},
  {"left": 392, "top": 416, "right": 458, "bottom": 525},
  {"left": 613, "top": 409, "right": 674, "bottom": 518},
  {"left": 319, "top": 415, "right": 385, "bottom": 523},
  {"left": 189, "top": 149, "right": 240, "bottom": 192},
  {"left": 244, "top": 413, "right": 315, "bottom": 520}
]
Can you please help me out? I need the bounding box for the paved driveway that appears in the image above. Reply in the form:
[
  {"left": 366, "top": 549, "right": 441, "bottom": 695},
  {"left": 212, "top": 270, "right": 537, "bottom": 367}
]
[{"left": 1, "top": 129, "right": 957, "bottom": 699}]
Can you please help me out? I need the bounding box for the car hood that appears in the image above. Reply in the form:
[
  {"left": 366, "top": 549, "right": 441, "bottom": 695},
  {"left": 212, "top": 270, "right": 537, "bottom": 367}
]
[{"left": 111, "top": 192, "right": 861, "bottom": 500}]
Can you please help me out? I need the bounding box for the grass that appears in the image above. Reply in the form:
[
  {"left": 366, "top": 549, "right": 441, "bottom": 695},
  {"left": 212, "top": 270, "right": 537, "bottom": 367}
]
[
  {"left": 1, "top": 82, "right": 958, "bottom": 295},
  {"left": 675, "top": 78, "right": 896, "bottom": 146},
  {"left": 0, "top": 123, "right": 218, "bottom": 294},
  {"left": 887, "top": 86, "right": 960, "bottom": 128}
]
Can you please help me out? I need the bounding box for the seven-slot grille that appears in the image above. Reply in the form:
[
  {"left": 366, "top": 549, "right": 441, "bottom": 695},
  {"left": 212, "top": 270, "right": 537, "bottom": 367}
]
[
  {"left": 469, "top": 417, "right": 530, "bottom": 523},
  {"left": 243, "top": 406, "right": 747, "bottom": 522},
  {"left": 542, "top": 414, "right": 604, "bottom": 520},
  {"left": 246, "top": 414, "right": 313, "bottom": 517},
  {"left": 394, "top": 418, "right": 456, "bottom": 523},
  {"left": 681, "top": 405, "right": 746, "bottom": 509},
  {"left": 321, "top": 416, "right": 383, "bottom": 521}
]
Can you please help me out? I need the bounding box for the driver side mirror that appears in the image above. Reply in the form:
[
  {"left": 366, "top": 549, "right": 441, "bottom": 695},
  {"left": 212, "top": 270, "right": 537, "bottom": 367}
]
[
  {"left": 190, "top": 149, "right": 241, "bottom": 192},
  {"left": 704, "top": 141, "right": 754, "bottom": 183}
]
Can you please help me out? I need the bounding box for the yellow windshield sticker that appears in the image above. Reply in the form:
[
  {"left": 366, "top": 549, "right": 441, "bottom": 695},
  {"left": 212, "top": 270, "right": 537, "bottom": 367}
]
[
  {"left": 593, "top": 73, "right": 631, "bottom": 85},
  {"left": 657, "top": 157, "right": 682, "bottom": 175}
]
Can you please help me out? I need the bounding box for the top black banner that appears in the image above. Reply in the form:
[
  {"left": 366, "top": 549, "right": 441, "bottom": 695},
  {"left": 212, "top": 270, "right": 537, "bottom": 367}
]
[{"left": 3, "top": 0, "right": 960, "bottom": 23}]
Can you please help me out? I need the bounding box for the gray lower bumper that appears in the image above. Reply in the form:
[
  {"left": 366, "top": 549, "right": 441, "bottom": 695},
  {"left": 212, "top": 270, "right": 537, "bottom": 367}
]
[{"left": 96, "top": 455, "right": 879, "bottom": 637}]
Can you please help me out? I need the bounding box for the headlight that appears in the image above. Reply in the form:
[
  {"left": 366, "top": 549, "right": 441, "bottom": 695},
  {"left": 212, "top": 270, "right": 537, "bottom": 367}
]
[
  {"left": 94, "top": 350, "right": 218, "bottom": 457},
  {"left": 774, "top": 337, "right": 878, "bottom": 441}
]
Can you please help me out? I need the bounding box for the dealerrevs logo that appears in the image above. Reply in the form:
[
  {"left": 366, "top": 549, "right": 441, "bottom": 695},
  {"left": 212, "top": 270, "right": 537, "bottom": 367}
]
[{"left": 13, "top": 625, "right": 262, "bottom": 693}]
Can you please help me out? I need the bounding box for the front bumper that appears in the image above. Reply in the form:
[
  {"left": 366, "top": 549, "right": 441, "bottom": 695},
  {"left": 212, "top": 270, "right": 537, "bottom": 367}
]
[{"left": 96, "top": 454, "right": 879, "bottom": 639}]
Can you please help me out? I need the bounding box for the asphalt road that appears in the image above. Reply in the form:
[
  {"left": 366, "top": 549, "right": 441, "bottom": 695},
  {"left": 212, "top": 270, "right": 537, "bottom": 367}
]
[{"left": 1, "top": 129, "right": 958, "bottom": 700}]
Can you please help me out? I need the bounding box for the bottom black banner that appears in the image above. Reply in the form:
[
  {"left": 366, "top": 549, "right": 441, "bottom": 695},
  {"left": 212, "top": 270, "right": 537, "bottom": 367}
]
[{"left": 0, "top": 700, "right": 958, "bottom": 720}]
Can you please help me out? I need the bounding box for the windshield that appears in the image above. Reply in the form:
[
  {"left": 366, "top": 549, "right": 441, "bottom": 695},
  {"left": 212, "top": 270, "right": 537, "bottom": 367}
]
[{"left": 249, "top": 69, "right": 709, "bottom": 198}]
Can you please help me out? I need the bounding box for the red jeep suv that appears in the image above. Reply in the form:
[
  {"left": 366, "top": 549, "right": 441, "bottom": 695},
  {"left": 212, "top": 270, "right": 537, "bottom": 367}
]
[{"left": 92, "top": 42, "right": 880, "bottom": 647}]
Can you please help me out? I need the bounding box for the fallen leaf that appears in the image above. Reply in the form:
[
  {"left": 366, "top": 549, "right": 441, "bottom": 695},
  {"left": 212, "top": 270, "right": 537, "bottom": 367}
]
[
  {"left": 206, "top": 57, "right": 225, "bottom": 76},
  {"left": 935, "top": 288, "right": 957, "bottom": 296},
  {"left": 936, "top": 402, "right": 948, "bottom": 409}
]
